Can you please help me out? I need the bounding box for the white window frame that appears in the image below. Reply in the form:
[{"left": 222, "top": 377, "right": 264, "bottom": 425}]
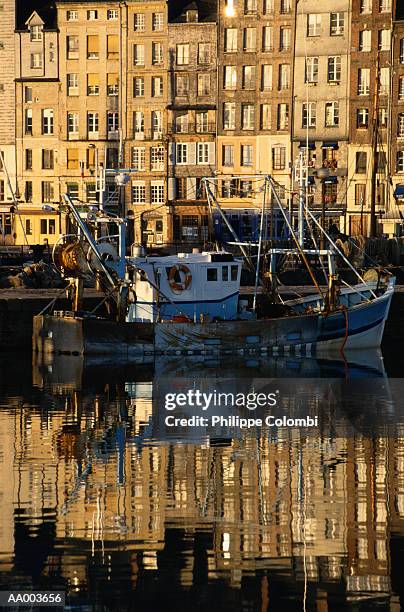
[
  {"left": 307, "top": 14, "right": 321, "bottom": 37},
  {"left": 42, "top": 109, "right": 54, "bottom": 135},
  {"left": 224, "top": 65, "right": 237, "bottom": 90},
  {"left": 133, "top": 44, "right": 145, "bottom": 66},
  {"left": 224, "top": 28, "right": 238, "bottom": 53},
  {"left": 132, "top": 147, "right": 146, "bottom": 171},
  {"left": 107, "top": 9, "right": 119, "bottom": 20},
  {"left": 176, "top": 44, "right": 190, "bottom": 66},
  {"left": 30, "top": 25, "right": 43, "bottom": 42},
  {"left": 223, "top": 102, "right": 236, "bottom": 130},
  {"left": 151, "top": 182, "right": 165, "bottom": 204},
  {"left": 197, "top": 142, "right": 209, "bottom": 165},
  {"left": 302, "top": 102, "right": 316, "bottom": 128},
  {"left": 330, "top": 13, "right": 344, "bottom": 36},
  {"left": 134, "top": 13, "right": 145, "bottom": 32},
  {"left": 152, "top": 13, "right": 164, "bottom": 31},
  {"left": 67, "top": 112, "right": 79, "bottom": 138},
  {"left": 67, "top": 10, "right": 78, "bottom": 21},
  {"left": 31, "top": 53, "right": 43, "bottom": 69},
  {"left": 359, "top": 30, "right": 371, "bottom": 52},
  {"left": 132, "top": 182, "right": 146, "bottom": 204},
  {"left": 325, "top": 102, "right": 339, "bottom": 127},
  {"left": 306, "top": 57, "right": 318, "bottom": 83},
  {"left": 87, "top": 112, "right": 99, "bottom": 137}
]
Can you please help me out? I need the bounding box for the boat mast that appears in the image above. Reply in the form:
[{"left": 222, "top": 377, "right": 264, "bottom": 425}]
[
  {"left": 369, "top": 53, "right": 380, "bottom": 237},
  {"left": 252, "top": 178, "right": 268, "bottom": 312}
]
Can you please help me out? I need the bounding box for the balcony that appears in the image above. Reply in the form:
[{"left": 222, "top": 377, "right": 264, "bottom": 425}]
[
  {"left": 133, "top": 129, "right": 165, "bottom": 141},
  {"left": 167, "top": 122, "right": 216, "bottom": 135}
]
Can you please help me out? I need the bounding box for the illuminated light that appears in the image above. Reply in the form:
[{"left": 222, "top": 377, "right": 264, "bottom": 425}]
[{"left": 225, "top": 0, "right": 235, "bottom": 17}]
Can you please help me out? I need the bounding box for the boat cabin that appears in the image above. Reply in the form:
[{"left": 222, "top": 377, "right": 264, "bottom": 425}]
[{"left": 126, "top": 252, "right": 242, "bottom": 323}]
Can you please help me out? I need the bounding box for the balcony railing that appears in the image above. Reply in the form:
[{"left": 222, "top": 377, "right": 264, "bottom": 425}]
[
  {"left": 167, "top": 122, "right": 216, "bottom": 135},
  {"left": 133, "top": 129, "right": 165, "bottom": 141}
]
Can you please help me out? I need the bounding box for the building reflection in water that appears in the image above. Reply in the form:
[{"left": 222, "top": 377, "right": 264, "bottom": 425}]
[{"left": 0, "top": 353, "right": 403, "bottom": 610}]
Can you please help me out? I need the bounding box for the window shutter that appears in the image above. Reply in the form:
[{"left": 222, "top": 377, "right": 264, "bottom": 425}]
[
  {"left": 88, "top": 73, "right": 99, "bottom": 86},
  {"left": 208, "top": 142, "right": 215, "bottom": 165},
  {"left": 187, "top": 178, "right": 197, "bottom": 199},
  {"left": 168, "top": 142, "right": 176, "bottom": 165},
  {"left": 108, "top": 73, "right": 118, "bottom": 86},
  {"left": 168, "top": 178, "right": 175, "bottom": 200},
  {"left": 107, "top": 35, "right": 119, "bottom": 54},
  {"left": 188, "top": 143, "right": 196, "bottom": 165},
  {"left": 87, "top": 35, "right": 99, "bottom": 54}
]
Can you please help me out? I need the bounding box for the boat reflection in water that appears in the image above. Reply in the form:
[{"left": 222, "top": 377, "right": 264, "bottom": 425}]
[{"left": 0, "top": 351, "right": 403, "bottom": 610}]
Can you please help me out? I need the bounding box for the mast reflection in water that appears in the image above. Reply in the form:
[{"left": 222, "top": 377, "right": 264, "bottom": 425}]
[{"left": 0, "top": 351, "right": 403, "bottom": 611}]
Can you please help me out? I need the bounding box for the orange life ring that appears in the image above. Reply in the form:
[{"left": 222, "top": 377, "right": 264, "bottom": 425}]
[{"left": 168, "top": 264, "right": 192, "bottom": 292}]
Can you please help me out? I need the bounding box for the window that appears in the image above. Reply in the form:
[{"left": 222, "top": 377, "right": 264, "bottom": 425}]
[
  {"left": 108, "top": 73, "right": 118, "bottom": 96},
  {"left": 40, "top": 218, "right": 56, "bottom": 234},
  {"left": 30, "top": 25, "right": 42, "bottom": 42},
  {"left": 223, "top": 102, "right": 236, "bottom": 130},
  {"left": 87, "top": 35, "right": 99, "bottom": 59},
  {"left": 242, "top": 104, "right": 255, "bottom": 130},
  {"left": 359, "top": 30, "right": 371, "bottom": 52},
  {"left": 175, "top": 113, "right": 188, "bottom": 137},
  {"left": 222, "top": 144, "right": 234, "bottom": 167},
  {"left": 207, "top": 268, "right": 218, "bottom": 281},
  {"left": 222, "top": 267, "right": 229, "bottom": 281},
  {"left": 379, "top": 67, "right": 389, "bottom": 95},
  {"left": 244, "top": 0, "right": 257, "bottom": 13},
  {"left": 272, "top": 146, "right": 286, "bottom": 170},
  {"left": 225, "top": 28, "right": 238, "bottom": 52},
  {"left": 224, "top": 66, "right": 237, "bottom": 89},
  {"left": 152, "top": 111, "right": 162, "bottom": 137},
  {"left": 397, "top": 151, "right": 404, "bottom": 172},
  {"left": 133, "top": 44, "right": 144, "bottom": 66},
  {"left": 357, "top": 108, "right": 369, "bottom": 128},
  {"left": 132, "top": 147, "right": 145, "bottom": 171},
  {"left": 399, "top": 77, "right": 404, "bottom": 100},
  {"left": 328, "top": 56, "right": 341, "bottom": 83},
  {"left": 261, "top": 103, "right": 271, "bottom": 129},
  {"left": 106, "top": 148, "right": 119, "bottom": 169},
  {"left": 379, "top": 0, "right": 391, "bottom": 12},
  {"left": 152, "top": 42, "right": 163, "bottom": 65},
  {"left": 87, "top": 73, "right": 99, "bottom": 96},
  {"left": 66, "top": 182, "right": 79, "bottom": 199},
  {"left": 25, "top": 86, "right": 33, "bottom": 103},
  {"left": 152, "top": 76, "right": 163, "bottom": 97},
  {"left": 398, "top": 113, "right": 404, "bottom": 137},
  {"left": 280, "top": 0, "right": 291, "bottom": 13},
  {"left": 355, "top": 184, "right": 366, "bottom": 206},
  {"left": 67, "top": 35, "right": 79, "bottom": 59},
  {"left": 25, "top": 149, "right": 32, "bottom": 170},
  {"left": 67, "top": 112, "right": 79, "bottom": 138},
  {"left": 132, "top": 182, "right": 146, "bottom": 203},
  {"left": 42, "top": 109, "right": 54, "bottom": 135},
  {"left": 151, "top": 182, "right": 164, "bottom": 204},
  {"left": 86, "top": 183, "right": 97, "bottom": 203},
  {"left": 30, "top": 53, "right": 42, "bottom": 69},
  {"left": 87, "top": 112, "right": 99, "bottom": 136},
  {"left": 306, "top": 57, "right": 318, "bottom": 83},
  {"left": 175, "top": 74, "right": 189, "bottom": 96},
  {"left": 41, "top": 181, "right": 54, "bottom": 203},
  {"left": 302, "top": 102, "right": 316, "bottom": 128},
  {"left": 241, "top": 144, "right": 253, "bottom": 167},
  {"left": 134, "top": 14, "right": 145, "bottom": 31},
  {"left": 176, "top": 178, "right": 187, "bottom": 199},
  {"left": 67, "top": 10, "right": 78, "bottom": 21},
  {"left": 242, "top": 65, "right": 256, "bottom": 89},
  {"left": 263, "top": 0, "right": 274, "bottom": 14},
  {"left": 87, "top": 9, "right": 98, "bottom": 20},
  {"left": 356, "top": 151, "right": 367, "bottom": 174},
  {"left": 176, "top": 143, "right": 188, "bottom": 164},
  {"left": 278, "top": 64, "right": 290, "bottom": 90},
  {"left": 379, "top": 29, "right": 391, "bottom": 51},
  {"left": 358, "top": 68, "right": 370, "bottom": 95},
  {"left": 376, "top": 151, "right": 386, "bottom": 172},
  {"left": 198, "top": 43, "right": 210, "bottom": 64},
  {"left": 307, "top": 14, "right": 321, "bottom": 37},
  {"left": 108, "top": 9, "right": 119, "bottom": 20},
  {"left": 262, "top": 26, "right": 272, "bottom": 51},
  {"left": 325, "top": 102, "right": 339, "bottom": 127},
  {"left": 177, "top": 44, "right": 189, "bottom": 65},
  {"left": 243, "top": 28, "right": 257, "bottom": 51},
  {"left": 25, "top": 219, "right": 32, "bottom": 235},
  {"left": 360, "top": 0, "right": 372, "bottom": 12},
  {"left": 197, "top": 143, "right": 209, "bottom": 164},
  {"left": 151, "top": 146, "right": 164, "bottom": 171},
  {"left": 133, "top": 76, "right": 145, "bottom": 97},
  {"left": 152, "top": 13, "right": 164, "bottom": 31},
  {"left": 133, "top": 111, "right": 144, "bottom": 138},
  {"left": 277, "top": 104, "right": 289, "bottom": 130},
  {"left": 25, "top": 181, "right": 33, "bottom": 202},
  {"left": 196, "top": 112, "right": 208, "bottom": 133},
  {"left": 280, "top": 27, "right": 291, "bottom": 51},
  {"left": 25, "top": 109, "right": 32, "bottom": 134},
  {"left": 400, "top": 39, "right": 404, "bottom": 63},
  {"left": 107, "top": 35, "right": 118, "bottom": 59},
  {"left": 108, "top": 112, "right": 119, "bottom": 135},
  {"left": 198, "top": 73, "right": 211, "bottom": 95},
  {"left": 379, "top": 107, "right": 388, "bottom": 127},
  {"left": 42, "top": 149, "right": 54, "bottom": 169},
  {"left": 67, "top": 73, "right": 78, "bottom": 95},
  {"left": 330, "top": 13, "right": 344, "bottom": 36},
  {"left": 261, "top": 64, "right": 272, "bottom": 90}
]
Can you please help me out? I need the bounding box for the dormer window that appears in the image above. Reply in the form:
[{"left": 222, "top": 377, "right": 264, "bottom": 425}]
[{"left": 30, "top": 25, "right": 43, "bottom": 42}]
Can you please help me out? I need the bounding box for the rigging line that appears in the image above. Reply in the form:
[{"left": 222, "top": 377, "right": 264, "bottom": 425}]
[
  {"left": 267, "top": 176, "right": 325, "bottom": 301},
  {"left": 304, "top": 207, "right": 328, "bottom": 284},
  {"left": 0, "top": 150, "right": 29, "bottom": 248}
]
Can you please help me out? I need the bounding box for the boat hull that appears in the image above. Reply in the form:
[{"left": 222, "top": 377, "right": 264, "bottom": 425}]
[{"left": 32, "top": 280, "right": 394, "bottom": 357}]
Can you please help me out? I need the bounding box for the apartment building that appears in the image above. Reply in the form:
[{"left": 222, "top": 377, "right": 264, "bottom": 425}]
[
  {"left": 293, "top": 1, "right": 351, "bottom": 229},
  {"left": 347, "top": 0, "right": 394, "bottom": 236},
  {"left": 167, "top": 3, "right": 217, "bottom": 248},
  {"left": 216, "top": 0, "right": 295, "bottom": 243}
]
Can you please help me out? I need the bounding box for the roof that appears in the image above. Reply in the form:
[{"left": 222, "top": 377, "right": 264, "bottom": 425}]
[
  {"left": 16, "top": 1, "right": 57, "bottom": 30},
  {"left": 169, "top": 0, "right": 217, "bottom": 23}
]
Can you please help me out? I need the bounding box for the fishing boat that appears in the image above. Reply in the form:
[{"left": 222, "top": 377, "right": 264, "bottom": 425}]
[{"left": 32, "top": 175, "right": 395, "bottom": 359}]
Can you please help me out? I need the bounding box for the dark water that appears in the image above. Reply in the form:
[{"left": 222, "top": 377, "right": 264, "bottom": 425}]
[{"left": 1, "top": 345, "right": 404, "bottom": 611}]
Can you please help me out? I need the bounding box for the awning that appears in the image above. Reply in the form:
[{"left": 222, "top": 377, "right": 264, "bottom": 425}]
[
  {"left": 322, "top": 142, "right": 339, "bottom": 149},
  {"left": 299, "top": 141, "right": 315, "bottom": 149},
  {"left": 323, "top": 176, "right": 338, "bottom": 184},
  {"left": 394, "top": 184, "right": 404, "bottom": 199}
]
